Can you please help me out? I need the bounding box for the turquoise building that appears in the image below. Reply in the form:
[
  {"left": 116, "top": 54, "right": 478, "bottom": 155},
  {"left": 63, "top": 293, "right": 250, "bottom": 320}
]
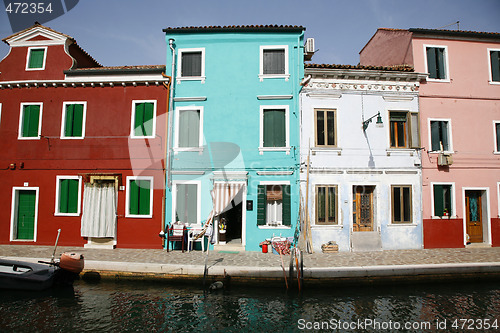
[{"left": 162, "top": 25, "right": 306, "bottom": 251}]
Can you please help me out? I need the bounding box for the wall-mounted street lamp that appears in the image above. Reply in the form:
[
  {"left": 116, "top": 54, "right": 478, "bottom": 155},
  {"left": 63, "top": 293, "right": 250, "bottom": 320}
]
[{"left": 362, "top": 112, "right": 383, "bottom": 131}]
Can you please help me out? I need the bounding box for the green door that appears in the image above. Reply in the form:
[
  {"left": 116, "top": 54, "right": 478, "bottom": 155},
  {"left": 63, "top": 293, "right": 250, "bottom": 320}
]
[{"left": 16, "top": 190, "right": 36, "bottom": 240}]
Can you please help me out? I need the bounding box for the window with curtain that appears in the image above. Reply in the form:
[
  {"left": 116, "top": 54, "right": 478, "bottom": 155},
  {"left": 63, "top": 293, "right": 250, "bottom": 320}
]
[
  {"left": 128, "top": 178, "right": 152, "bottom": 217},
  {"left": 57, "top": 178, "right": 80, "bottom": 214},
  {"left": 178, "top": 109, "right": 200, "bottom": 148},
  {"left": 433, "top": 184, "right": 452, "bottom": 216},
  {"left": 390, "top": 112, "right": 408, "bottom": 148},
  {"left": 430, "top": 120, "right": 450, "bottom": 151},
  {"left": 490, "top": 50, "right": 500, "bottom": 82},
  {"left": 316, "top": 185, "right": 337, "bottom": 225},
  {"left": 257, "top": 184, "right": 291, "bottom": 227},
  {"left": 20, "top": 104, "right": 41, "bottom": 138},
  {"left": 63, "top": 103, "right": 85, "bottom": 138},
  {"left": 263, "top": 109, "right": 286, "bottom": 147},
  {"left": 27, "top": 48, "right": 45, "bottom": 69},
  {"left": 315, "top": 109, "right": 336, "bottom": 147},
  {"left": 175, "top": 183, "right": 198, "bottom": 224},
  {"left": 426, "top": 46, "right": 447, "bottom": 80},
  {"left": 391, "top": 185, "right": 412, "bottom": 224},
  {"left": 132, "top": 102, "right": 155, "bottom": 138}
]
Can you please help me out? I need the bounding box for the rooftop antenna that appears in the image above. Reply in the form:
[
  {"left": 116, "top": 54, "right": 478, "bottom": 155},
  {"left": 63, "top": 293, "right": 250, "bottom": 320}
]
[{"left": 438, "top": 21, "right": 460, "bottom": 30}]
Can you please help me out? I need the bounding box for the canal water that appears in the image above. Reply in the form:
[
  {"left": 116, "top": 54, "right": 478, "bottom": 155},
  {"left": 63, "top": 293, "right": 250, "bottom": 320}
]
[{"left": 1, "top": 279, "right": 499, "bottom": 332}]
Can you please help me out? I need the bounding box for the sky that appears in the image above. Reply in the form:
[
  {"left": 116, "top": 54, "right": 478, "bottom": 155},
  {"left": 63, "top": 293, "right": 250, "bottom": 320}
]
[{"left": 0, "top": 0, "right": 499, "bottom": 67}]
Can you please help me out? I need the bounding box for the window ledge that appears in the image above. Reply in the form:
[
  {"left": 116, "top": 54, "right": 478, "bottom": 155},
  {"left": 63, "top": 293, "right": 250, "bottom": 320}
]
[
  {"left": 125, "top": 214, "right": 153, "bottom": 219},
  {"left": 431, "top": 215, "right": 458, "bottom": 219},
  {"left": 55, "top": 213, "right": 80, "bottom": 217},
  {"left": 493, "top": 152, "right": 500, "bottom": 155},
  {"left": 18, "top": 137, "right": 41, "bottom": 140},
  {"left": 176, "top": 76, "right": 206, "bottom": 84},
  {"left": 311, "top": 225, "right": 343, "bottom": 229},
  {"left": 174, "top": 147, "right": 204, "bottom": 154},
  {"left": 386, "top": 223, "right": 418, "bottom": 227},
  {"left": 311, "top": 147, "right": 341, "bottom": 155},
  {"left": 259, "top": 74, "right": 290, "bottom": 81},
  {"left": 488, "top": 81, "right": 500, "bottom": 85},
  {"left": 130, "top": 135, "right": 156, "bottom": 140},
  {"left": 259, "top": 147, "right": 291, "bottom": 155},
  {"left": 258, "top": 225, "right": 291, "bottom": 229},
  {"left": 61, "top": 136, "right": 85, "bottom": 140},
  {"left": 386, "top": 148, "right": 416, "bottom": 156},
  {"left": 428, "top": 151, "right": 454, "bottom": 154},
  {"left": 426, "top": 78, "right": 451, "bottom": 83}
]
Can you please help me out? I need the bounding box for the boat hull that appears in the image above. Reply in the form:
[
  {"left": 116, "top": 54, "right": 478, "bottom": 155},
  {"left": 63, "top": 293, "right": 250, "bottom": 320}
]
[{"left": 0, "top": 259, "right": 59, "bottom": 291}]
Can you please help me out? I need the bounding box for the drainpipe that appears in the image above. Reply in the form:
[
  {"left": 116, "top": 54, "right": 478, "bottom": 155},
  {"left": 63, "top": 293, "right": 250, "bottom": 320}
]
[{"left": 167, "top": 38, "right": 176, "bottom": 189}]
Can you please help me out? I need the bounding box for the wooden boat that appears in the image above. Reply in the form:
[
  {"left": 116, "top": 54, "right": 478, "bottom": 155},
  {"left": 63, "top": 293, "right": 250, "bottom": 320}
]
[{"left": 0, "top": 252, "right": 84, "bottom": 291}]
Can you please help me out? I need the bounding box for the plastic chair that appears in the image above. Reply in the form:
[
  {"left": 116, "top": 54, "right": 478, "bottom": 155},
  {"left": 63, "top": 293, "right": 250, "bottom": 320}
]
[
  {"left": 187, "top": 226, "right": 205, "bottom": 252},
  {"left": 166, "top": 223, "right": 187, "bottom": 252}
]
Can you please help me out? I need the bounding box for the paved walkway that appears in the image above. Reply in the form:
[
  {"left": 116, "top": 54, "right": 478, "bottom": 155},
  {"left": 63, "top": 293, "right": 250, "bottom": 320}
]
[{"left": 2, "top": 245, "right": 500, "bottom": 285}]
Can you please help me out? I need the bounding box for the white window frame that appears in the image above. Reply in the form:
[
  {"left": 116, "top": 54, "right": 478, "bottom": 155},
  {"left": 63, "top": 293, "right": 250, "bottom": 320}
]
[
  {"left": 10, "top": 187, "right": 39, "bottom": 242},
  {"left": 177, "top": 48, "right": 206, "bottom": 83},
  {"left": 428, "top": 118, "right": 453, "bottom": 153},
  {"left": 259, "top": 105, "right": 290, "bottom": 154},
  {"left": 173, "top": 106, "right": 204, "bottom": 152},
  {"left": 423, "top": 44, "right": 450, "bottom": 82},
  {"left": 259, "top": 45, "right": 289, "bottom": 81},
  {"left": 258, "top": 180, "right": 291, "bottom": 229},
  {"left": 430, "top": 182, "right": 456, "bottom": 219},
  {"left": 487, "top": 48, "right": 500, "bottom": 85},
  {"left": 494, "top": 121, "right": 500, "bottom": 154},
  {"left": 18, "top": 102, "right": 43, "bottom": 140},
  {"left": 25, "top": 46, "right": 47, "bottom": 71},
  {"left": 171, "top": 180, "right": 201, "bottom": 225},
  {"left": 125, "top": 176, "right": 154, "bottom": 218},
  {"left": 497, "top": 182, "right": 500, "bottom": 219},
  {"left": 54, "top": 176, "right": 82, "bottom": 216},
  {"left": 60, "top": 101, "right": 87, "bottom": 139},
  {"left": 0, "top": 103, "right": 2, "bottom": 128},
  {"left": 130, "top": 100, "right": 157, "bottom": 139},
  {"left": 313, "top": 183, "right": 341, "bottom": 228}
]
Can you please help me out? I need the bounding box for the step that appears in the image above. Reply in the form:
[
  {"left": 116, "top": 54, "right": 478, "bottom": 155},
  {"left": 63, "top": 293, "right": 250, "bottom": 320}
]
[{"left": 350, "top": 231, "right": 382, "bottom": 252}]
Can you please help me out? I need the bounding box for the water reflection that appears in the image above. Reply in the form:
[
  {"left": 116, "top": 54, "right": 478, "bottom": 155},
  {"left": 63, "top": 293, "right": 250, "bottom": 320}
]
[{"left": 1, "top": 280, "right": 499, "bottom": 332}]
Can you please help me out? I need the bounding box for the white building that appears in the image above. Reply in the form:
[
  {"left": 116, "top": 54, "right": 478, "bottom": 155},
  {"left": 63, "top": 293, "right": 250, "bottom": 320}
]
[{"left": 300, "top": 64, "right": 427, "bottom": 252}]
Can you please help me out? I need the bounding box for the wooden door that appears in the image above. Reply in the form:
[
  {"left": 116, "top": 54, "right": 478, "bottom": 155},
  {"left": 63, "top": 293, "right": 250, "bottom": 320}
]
[
  {"left": 353, "top": 186, "right": 374, "bottom": 232},
  {"left": 16, "top": 190, "right": 36, "bottom": 240},
  {"left": 465, "top": 191, "right": 483, "bottom": 243}
]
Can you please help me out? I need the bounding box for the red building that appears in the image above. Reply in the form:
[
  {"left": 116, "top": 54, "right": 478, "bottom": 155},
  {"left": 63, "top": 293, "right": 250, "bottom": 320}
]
[{"left": 0, "top": 24, "right": 169, "bottom": 249}]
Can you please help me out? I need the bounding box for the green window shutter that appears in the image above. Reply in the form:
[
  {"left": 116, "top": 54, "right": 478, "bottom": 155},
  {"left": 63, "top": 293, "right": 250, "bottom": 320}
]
[
  {"left": 142, "top": 103, "right": 154, "bottom": 137},
  {"left": 64, "top": 104, "right": 74, "bottom": 137},
  {"left": 59, "top": 179, "right": 69, "bottom": 213},
  {"left": 282, "top": 185, "right": 291, "bottom": 226},
  {"left": 440, "top": 121, "right": 449, "bottom": 151},
  {"left": 16, "top": 190, "right": 36, "bottom": 240},
  {"left": 22, "top": 105, "right": 40, "bottom": 138},
  {"left": 67, "top": 179, "right": 79, "bottom": 213},
  {"left": 263, "top": 110, "right": 285, "bottom": 147},
  {"left": 436, "top": 48, "right": 445, "bottom": 79},
  {"left": 28, "top": 49, "right": 45, "bottom": 69},
  {"left": 257, "top": 185, "right": 267, "bottom": 225},
  {"left": 496, "top": 123, "right": 500, "bottom": 152},
  {"left": 129, "top": 180, "right": 139, "bottom": 215},
  {"left": 430, "top": 121, "right": 440, "bottom": 151},
  {"left": 134, "top": 103, "right": 145, "bottom": 137},
  {"left": 491, "top": 51, "right": 500, "bottom": 82},
  {"left": 72, "top": 104, "right": 84, "bottom": 137},
  {"left": 434, "top": 185, "right": 444, "bottom": 216},
  {"left": 316, "top": 111, "right": 325, "bottom": 146},
  {"left": 426, "top": 47, "right": 437, "bottom": 79},
  {"left": 138, "top": 180, "right": 151, "bottom": 215}
]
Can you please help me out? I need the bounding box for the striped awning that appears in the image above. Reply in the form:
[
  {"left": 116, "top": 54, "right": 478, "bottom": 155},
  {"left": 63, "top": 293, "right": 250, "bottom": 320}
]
[{"left": 211, "top": 183, "right": 244, "bottom": 216}]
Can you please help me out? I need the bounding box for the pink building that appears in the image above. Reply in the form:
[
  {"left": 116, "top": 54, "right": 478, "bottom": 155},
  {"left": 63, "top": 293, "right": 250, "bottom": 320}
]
[{"left": 360, "top": 28, "right": 500, "bottom": 248}]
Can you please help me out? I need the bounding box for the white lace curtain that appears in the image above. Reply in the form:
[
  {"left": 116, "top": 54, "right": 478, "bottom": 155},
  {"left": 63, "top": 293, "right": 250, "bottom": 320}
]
[{"left": 81, "top": 182, "right": 117, "bottom": 238}]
